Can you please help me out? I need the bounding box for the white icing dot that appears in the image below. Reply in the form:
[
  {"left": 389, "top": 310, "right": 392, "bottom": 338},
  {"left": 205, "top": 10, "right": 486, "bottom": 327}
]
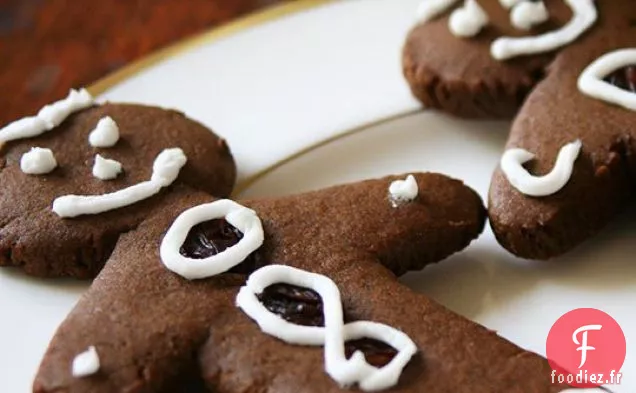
[
  {"left": 20, "top": 147, "right": 57, "bottom": 175},
  {"left": 89, "top": 116, "right": 120, "bottom": 147},
  {"left": 500, "top": 140, "right": 582, "bottom": 197},
  {"left": 510, "top": 0, "right": 549, "bottom": 30},
  {"left": 52, "top": 148, "right": 186, "bottom": 218},
  {"left": 416, "top": 0, "right": 459, "bottom": 23},
  {"left": 448, "top": 0, "right": 489, "bottom": 37},
  {"left": 578, "top": 48, "right": 636, "bottom": 112},
  {"left": 71, "top": 346, "right": 100, "bottom": 378},
  {"left": 92, "top": 154, "right": 122, "bottom": 180},
  {"left": 0, "top": 89, "right": 93, "bottom": 143},
  {"left": 491, "top": 0, "right": 597, "bottom": 60},
  {"left": 389, "top": 175, "right": 419, "bottom": 206},
  {"left": 160, "top": 199, "right": 264, "bottom": 280},
  {"left": 236, "top": 265, "right": 417, "bottom": 392}
]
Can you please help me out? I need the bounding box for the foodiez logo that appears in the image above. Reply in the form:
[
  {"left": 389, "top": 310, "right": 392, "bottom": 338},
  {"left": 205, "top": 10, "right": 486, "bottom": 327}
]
[{"left": 546, "top": 308, "right": 626, "bottom": 388}]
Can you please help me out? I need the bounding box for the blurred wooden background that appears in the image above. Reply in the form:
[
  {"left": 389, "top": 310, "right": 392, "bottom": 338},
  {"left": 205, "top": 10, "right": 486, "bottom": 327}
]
[{"left": 0, "top": 0, "right": 292, "bottom": 125}]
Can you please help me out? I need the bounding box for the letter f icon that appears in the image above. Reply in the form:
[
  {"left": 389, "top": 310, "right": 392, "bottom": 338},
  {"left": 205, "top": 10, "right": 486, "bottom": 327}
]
[{"left": 573, "top": 324, "right": 602, "bottom": 369}]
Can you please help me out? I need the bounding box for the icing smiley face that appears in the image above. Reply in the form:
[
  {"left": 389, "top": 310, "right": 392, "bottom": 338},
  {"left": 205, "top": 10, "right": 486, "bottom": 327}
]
[
  {"left": 0, "top": 98, "right": 236, "bottom": 278},
  {"left": 417, "top": 0, "right": 597, "bottom": 59}
]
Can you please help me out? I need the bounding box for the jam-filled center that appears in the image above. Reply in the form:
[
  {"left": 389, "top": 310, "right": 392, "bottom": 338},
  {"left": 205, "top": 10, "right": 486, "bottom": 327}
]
[
  {"left": 604, "top": 65, "right": 636, "bottom": 93},
  {"left": 258, "top": 283, "right": 398, "bottom": 367},
  {"left": 179, "top": 219, "right": 261, "bottom": 274},
  {"left": 180, "top": 219, "right": 243, "bottom": 259}
]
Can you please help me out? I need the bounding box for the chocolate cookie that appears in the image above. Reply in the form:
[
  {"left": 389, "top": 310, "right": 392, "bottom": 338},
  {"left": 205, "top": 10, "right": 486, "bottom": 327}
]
[
  {"left": 0, "top": 91, "right": 236, "bottom": 278},
  {"left": 34, "top": 173, "right": 569, "bottom": 392},
  {"left": 404, "top": 1, "right": 636, "bottom": 259},
  {"left": 403, "top": 0, "right": 578, "bottom": 118},
  {"left": 489, "top": 4, "right": 636, "bottom": 258}
]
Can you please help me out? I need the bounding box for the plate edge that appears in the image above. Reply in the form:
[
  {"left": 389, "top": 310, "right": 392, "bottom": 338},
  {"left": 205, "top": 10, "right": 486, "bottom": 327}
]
[{"left": 87, "top": 0, "right": 335, "bottom": 96}]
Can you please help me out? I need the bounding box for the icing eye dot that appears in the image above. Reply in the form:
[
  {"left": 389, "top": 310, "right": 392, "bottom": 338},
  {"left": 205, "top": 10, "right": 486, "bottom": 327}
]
[
  {"left": 92, "top": 154, "right": 122, "bottom": 180},
  {"left": 510, "top": 0, "right": 549, "bottom": 30},
  {"left": 20, "top": 147, "right": 57, "bottom": 175},
  {"left": 448, "top": 0, "right": 489, "bottom": 37},
  {"left": 89, "top": 116, "right": 120, "bottom": 148}
]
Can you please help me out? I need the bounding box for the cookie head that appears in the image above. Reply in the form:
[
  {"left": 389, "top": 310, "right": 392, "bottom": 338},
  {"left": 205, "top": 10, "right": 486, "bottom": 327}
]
[
  {"left": 404, "top": 0, "right": 594, "bottom": 118},
  {"left": 0, "top": 96, "right": 236, "bottom": 278}
]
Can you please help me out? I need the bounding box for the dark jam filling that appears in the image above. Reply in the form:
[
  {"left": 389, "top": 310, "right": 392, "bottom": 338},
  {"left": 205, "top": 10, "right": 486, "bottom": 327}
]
[
  {"left": 604, "top": 65, "right": 636, "bottom": 93},
  {"left": 258, "top": 283, "right": 324, "bottom": 326},
  {"left": 345, "top": 338, "right": 399, "bottom": 368},
  {"left": 179, "top": 219, "right": 261, "bottom": 274},
  {"left": 258, "top": 283, "right": 398, "bottom": 367}
]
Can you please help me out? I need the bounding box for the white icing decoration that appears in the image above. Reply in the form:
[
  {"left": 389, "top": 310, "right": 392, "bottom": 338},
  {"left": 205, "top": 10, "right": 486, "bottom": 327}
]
[
  {"left": 389, "top": 175, "right": 419, "bottom": 206},
  {"left": 0, "top": 89, "right": 93, "bottom": 143},
  {"left": 510, "top": 0, "right": 549, "bottom": 30},
  {"left": 71, "top": 346, "right": 100, "bottom": 378},
  {"left": 448, "top": 0, "right": 489, "bottom": 37},
  {"left": 20, "top": 147, "right": 57, "bottom": 175},
  {"left": 160, "top": 199, "right": 264, "bottom": 280},
  {"left": 89, "top": 116, "right": 120, "bottom": 147},
  {"left": 236, "top": 265, "right": 417, "bottom": 392},
  {"left": 499, "top": 0, "right": 523, "bottom": 9},
  {"left": 578, "top": 48, "right": 636, "bottom": 112},
  {"left": 92, "top": 154, "right": 122, "bottom": 180},
  {"left": 52, "top": 148, "right": 186, "bottom": 218},
  {"left": 416, "top": 0, "right": 459, "bottom": 23},
  {"left": 560, "top": 389, "right": 609, "bottom": 393},
  {"left": 500, "top": 140, "right": 582, "bottom": 197},
  {"left": 491, "top": 0, "right": 597, "bottom": 60}
]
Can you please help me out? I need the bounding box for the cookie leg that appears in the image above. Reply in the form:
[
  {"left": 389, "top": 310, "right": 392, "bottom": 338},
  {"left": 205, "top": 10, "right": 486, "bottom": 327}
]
[{"left": 199, "top": 258, "right": 565, "bottom": 392}]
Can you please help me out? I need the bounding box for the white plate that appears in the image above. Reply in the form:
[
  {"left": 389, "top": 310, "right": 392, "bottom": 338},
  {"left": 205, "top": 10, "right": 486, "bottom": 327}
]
[{"left": 1, "top": 0, "right": 634, "bottom": 391}]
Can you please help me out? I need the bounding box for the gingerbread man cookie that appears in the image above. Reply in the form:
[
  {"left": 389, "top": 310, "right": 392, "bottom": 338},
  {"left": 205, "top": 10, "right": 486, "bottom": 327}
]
[
  {"left": 33, "top": 173, "right": 575, "bottom": 392},
  {"left": 403, "top": 1, "right": 636, "bottom": 259},
  {"left": 0, "top": 90, "right": 236, "bottom": 278}
]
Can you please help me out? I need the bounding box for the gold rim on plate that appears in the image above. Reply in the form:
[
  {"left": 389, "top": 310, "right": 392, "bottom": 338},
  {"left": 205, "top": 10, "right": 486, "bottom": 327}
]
[
  {"left": 86, "top": 0, "right": 419, "bottom": 195},
  {"left": 87, "top": 0, "right": 334, "bottom": 96}
]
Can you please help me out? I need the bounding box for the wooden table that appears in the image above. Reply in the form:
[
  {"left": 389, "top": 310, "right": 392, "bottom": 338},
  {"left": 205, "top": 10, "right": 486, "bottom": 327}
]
[{"left": 0, "top": 0, "right": 290, "bottom": 125}]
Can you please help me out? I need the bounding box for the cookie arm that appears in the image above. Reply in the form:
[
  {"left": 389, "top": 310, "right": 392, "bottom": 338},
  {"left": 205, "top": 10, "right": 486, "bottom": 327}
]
[{"left": 246, "top": 173, "right": 486, "bottom": 277}]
